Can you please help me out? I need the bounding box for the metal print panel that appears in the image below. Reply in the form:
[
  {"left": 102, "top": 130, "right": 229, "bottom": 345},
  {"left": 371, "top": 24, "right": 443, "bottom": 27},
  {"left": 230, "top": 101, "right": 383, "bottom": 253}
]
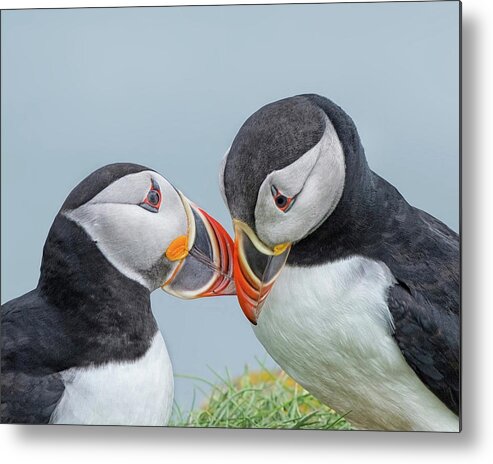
[{"left": 1, "top": 1, "right": 460, "bottom": 431}]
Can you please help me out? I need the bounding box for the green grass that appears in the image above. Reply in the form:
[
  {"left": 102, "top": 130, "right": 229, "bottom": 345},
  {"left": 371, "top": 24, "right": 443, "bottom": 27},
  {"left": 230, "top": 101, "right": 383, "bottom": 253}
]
[{"left": 171, "top": 364, "right": 352, "bottom": 430}]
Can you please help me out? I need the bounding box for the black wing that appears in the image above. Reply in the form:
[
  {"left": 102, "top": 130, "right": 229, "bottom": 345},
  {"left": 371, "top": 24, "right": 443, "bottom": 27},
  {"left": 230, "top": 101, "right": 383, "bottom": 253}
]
[
  {"left": 1, "top": 290, "right": 66, "bottom": 424},
  {"left": 384, "top": 208, "right": 460, "bottom": 414},
  {"left": 1, "top": 371, "right": 65, "bottom": 424},
  {"left": 387, "top": 283, "right": 459, "bottom": 414}
]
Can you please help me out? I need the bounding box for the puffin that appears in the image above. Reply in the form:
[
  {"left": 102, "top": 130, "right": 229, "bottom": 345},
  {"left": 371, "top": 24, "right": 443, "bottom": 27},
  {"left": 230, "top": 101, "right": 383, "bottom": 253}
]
[
  {"left": 1, "top": 163, "right": 235, "bottom": 425},
  {"left": 220, "top": 94, "right": 460, "bottom": 431}
]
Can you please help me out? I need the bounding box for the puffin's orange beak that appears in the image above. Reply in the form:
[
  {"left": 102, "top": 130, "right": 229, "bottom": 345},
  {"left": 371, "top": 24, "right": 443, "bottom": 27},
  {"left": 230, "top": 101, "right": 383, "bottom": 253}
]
[
  {"left": 232, "top": 220, "right": 290, "bottom": 324},
  {"left": 161, "top": 196, "right": 236, "bottom": 299}
]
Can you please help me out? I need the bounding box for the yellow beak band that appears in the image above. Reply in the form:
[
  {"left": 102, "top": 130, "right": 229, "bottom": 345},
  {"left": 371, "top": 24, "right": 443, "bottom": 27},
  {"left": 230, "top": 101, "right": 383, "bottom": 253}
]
[
  {"left": 166, "top": 235, "right": 189, "bottom": 261},
  {"left": 233, "top": 219, "right": 291, "bottom": 256},
  {"left": 273, "top": 242, "right": 290, "bottom": 256}
]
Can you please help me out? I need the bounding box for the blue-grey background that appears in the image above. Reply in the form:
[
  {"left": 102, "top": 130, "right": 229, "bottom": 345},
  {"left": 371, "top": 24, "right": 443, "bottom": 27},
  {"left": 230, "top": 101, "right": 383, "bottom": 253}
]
[{"left": 1, "top": 2, "right": 459, "bottom": 412}]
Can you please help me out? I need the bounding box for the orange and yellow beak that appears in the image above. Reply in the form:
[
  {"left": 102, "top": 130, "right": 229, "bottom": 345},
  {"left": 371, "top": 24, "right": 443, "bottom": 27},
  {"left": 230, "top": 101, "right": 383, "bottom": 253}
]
[
  {"left": 161, "top": 195, "right": 236, "bottom": 299},
  {"left": 232, "top": 220, "right": 291, "bottom": 324}
]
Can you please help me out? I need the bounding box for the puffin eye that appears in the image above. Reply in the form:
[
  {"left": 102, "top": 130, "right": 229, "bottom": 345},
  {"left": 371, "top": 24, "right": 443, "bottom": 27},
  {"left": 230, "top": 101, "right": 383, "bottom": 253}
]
[
  {"left": 141, "top": 180, "right": 162, "bottom": 212},
  {"left": 275, "top": 195, "right": 288, "bottom": 208},
  {"left": 147, "top": 190, "right": 160, "bottom": 206},
  {"left": 271, "top": 185, "right": 295, "bottom": 213}
]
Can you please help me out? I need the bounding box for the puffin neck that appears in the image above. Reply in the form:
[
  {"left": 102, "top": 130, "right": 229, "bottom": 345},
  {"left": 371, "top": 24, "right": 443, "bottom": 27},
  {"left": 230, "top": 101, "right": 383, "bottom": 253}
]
[
  {"left": 287, "top": 94, "right": 417, "bottom": 266},
  {"left": 284, "top": 94, "right": 399, "bottom": 266},
  {"left": 287, "top": 143, "right": 377, "bottom": 266},
  {"left": 37, "top": 214, "right": 157, "bottom": 365}
]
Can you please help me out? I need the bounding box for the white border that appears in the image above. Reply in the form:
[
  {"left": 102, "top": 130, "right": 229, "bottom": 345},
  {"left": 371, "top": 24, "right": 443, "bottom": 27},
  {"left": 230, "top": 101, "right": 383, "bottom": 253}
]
[{"left": 2, "top": 1, "right": 492, "bottom": 463}]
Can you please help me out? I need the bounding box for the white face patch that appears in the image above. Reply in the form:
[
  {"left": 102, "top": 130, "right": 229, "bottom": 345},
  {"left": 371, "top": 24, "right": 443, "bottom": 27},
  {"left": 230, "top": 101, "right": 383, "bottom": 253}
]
[
  {"left": 254, "top": 115, "right": 346, "bottom": 247},
  {"left": 65, "top": 171, "right": 189, "bottom": 290}
]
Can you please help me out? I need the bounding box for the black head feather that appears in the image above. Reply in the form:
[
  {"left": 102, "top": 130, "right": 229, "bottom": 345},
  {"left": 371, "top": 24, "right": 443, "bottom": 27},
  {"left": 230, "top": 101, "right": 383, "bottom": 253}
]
[{"left": 61, "top": 162, "right": 151, "bottom": 211}]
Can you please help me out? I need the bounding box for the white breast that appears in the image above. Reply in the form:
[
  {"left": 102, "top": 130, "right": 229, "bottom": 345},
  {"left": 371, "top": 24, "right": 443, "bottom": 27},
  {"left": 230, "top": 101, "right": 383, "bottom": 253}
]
[
  {"left": 253, "top": 256, "right": 459, "bottom": 431},
  {"left": 50, "top": 332, "right": 174, "bottom": 426}
]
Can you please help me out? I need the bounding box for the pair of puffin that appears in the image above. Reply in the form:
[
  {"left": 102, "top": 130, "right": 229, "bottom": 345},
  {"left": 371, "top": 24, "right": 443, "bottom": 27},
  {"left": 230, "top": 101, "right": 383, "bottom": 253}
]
[
  {"left": 1, "top": 163, "right": 234, "bottom": 425},
  {"left": 221, "top": 94, "right": 460, "bottom": 432}
]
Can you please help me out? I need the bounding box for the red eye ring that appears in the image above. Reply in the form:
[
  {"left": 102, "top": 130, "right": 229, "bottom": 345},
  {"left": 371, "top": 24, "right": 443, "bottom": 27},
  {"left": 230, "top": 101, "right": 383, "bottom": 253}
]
[
  {"left": 145, "top": 189, "right": 161, "bottom": 207},
  {"left": 271, "top": 185, "right": 295, "bottom": 213},
  {"left": 141, "top": 180, "right": 162, "bottom": 212}
]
